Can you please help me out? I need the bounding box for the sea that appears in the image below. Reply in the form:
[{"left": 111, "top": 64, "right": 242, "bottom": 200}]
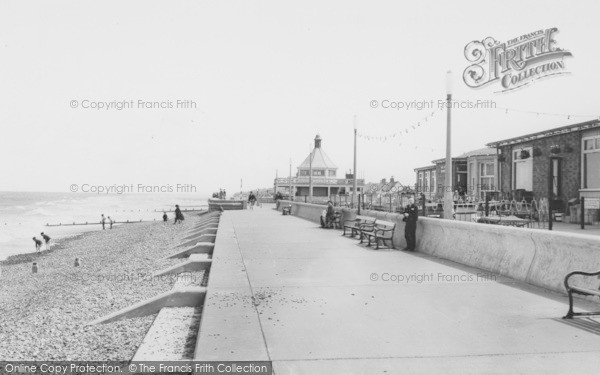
[{"left": 0, "top": 192, "right": 207, "bottom": 260}]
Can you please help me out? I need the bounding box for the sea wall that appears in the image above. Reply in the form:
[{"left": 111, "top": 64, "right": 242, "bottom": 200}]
[{"left": 276, "top": 200, "right": 600, "bottom": 294}]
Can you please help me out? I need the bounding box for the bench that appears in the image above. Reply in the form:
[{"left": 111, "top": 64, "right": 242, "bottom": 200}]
[
  {"left": 342, "top": 215, "right": 376, "bottom": 237},
  {"left": 563, "top": 270, "right": 600, "bottom": 319},
  {"left": 282, "top": 205, "right": 292, "bottom": 215},
  {"left": 359, "top": 220, "right": 396, "bottom": 250}
]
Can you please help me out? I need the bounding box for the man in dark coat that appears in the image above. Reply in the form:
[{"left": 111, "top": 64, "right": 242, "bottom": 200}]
[
  {"left": 174, "top": 205, "right": 184, "bottom": 224},
  {"left": 403, "top": 197, "right": 419, "bottom": 251}
]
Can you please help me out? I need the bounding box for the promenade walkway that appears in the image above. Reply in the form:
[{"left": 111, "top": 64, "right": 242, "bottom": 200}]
[{"left": 195, "top": 207, "right": 600, "bottom": 374}]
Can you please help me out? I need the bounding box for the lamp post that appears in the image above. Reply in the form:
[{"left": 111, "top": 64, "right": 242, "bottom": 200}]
[
  {"left": 289, "top": 158, "right": 292, "bottom": 201},
  {"left": 309, "top": 144, "right": 313, "bottom": 203},
  {"left": 444, "top": 70, "right": 454, "bottom": 219},
  {"left": 353, "top": 115, "right": 358, "bottom": 209}
]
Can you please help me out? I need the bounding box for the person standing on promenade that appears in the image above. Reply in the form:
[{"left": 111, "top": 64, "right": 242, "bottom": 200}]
[
  {"left": 32, "top": 237, "right": 42, "bottom": 252},
  {"left": 174, "top": 204, "right": 184, "bottom": 224},
  {"left": 320, "top": 201, "right": 335, "bottom": 228},
  {"left": 403, "top": 197, "right": 419, "bottom": 251},
  {"left": 101, "top": 214, "right": 106, "bottom": 230},
  {"left": 162, "top": 212, "right": 168, "bottom": 222},
  {"left": 108, "top": 216, "right": 114, "bottom": 229},
  {"left": 248, "top": 192, "right": 257, "bottom": 210},
  {"left": 40, "top": 232, "right": 51, "bottom": 250}
]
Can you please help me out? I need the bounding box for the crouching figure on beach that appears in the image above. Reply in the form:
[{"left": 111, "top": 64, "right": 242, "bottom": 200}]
[{"left": 32, "top": 237, "right": 43, "bottom": 252}]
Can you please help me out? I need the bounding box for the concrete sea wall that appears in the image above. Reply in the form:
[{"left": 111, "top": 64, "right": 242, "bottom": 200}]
[{"left": 276, "top": 200, "right": 600, "bottom": 295}]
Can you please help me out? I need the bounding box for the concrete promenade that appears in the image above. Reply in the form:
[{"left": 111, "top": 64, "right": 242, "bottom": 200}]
[{"left": 195, "top": 206, "right": 600, "bottom": 374}]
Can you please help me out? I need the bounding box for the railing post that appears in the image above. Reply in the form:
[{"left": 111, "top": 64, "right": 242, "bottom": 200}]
[{"left": 581, "top": 197, "right": 585, "bottom": 230}]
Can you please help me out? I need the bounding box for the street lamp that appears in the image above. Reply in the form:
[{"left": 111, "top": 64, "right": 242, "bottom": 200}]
[
  {"left": 353, "top": 115, "right": 358, "bottom": 209},
  {"left": 444, "top": 70, "right": 454, "bottom": 219}
]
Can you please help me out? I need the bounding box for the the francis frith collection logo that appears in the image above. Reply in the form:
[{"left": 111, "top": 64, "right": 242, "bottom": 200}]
[{"left": 463, "top": 27, "right": 572, "bottom": 92}]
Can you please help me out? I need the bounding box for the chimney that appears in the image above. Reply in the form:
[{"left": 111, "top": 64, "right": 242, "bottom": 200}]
[
  {"left": 390, "top": 176, "right": 395, "bottom": 183},
  {"left": 314, "top": 134, "right": 322, "bottom": 148},
  {"left": 381, "top": 178, "right": 387, "bottom": 184}
]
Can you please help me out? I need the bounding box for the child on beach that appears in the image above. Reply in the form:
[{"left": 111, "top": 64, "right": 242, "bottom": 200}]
[
  {"left": 162, "top": 212, "right": 168, "bottom": 222},
  {"left": 108, "top": 216, "right": 114, "bottom": 229},
  {"left": 248, "top": 192, "right": 257, "bottom": 210},
  {"left": 32, "top": 237, "right": 42, "bottom": 252},
  {"left": 40, "top": 232, "right": 51, "bottom": 250},
  {"left": 101, "top": 214, "right": 106, "bottom": 230}
]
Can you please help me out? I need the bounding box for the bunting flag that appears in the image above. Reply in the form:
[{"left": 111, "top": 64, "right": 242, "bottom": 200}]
[{"left": 356, "top": 108, "right": 442, "bottom": 141}]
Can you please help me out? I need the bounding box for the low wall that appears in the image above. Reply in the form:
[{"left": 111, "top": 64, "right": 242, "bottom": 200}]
[
  {"left": 208, "top": 199, "right": 246, "bottom": 211},
  {"left": 276, "top": 200, "right": 600, "bottom": 295}
]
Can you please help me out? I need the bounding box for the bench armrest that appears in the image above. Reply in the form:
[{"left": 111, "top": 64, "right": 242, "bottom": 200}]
[
  {"left": 564, "top": 270, "right": 600, "bottom": 291},
  {"left": 343, "top": 219, "right": 360, "bottom": 226},
  {"left": 359, "top": 223, "right": 376, "bottom": 230}
]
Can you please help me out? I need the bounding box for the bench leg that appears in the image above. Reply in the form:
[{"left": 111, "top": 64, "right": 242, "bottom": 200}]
[
  {"left": 375, "top": 237, "right": 380, "bottom": 250},
  {"left": 563, "top": 290, "right": 575, "bottom": 319},
  {"left": 359, "top": 232, "right": 364, "bottom": 244}
]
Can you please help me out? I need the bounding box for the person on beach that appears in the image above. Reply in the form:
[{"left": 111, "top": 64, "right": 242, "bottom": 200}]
[
  {"left": 32, "top": 237, "right": 42, "bottom": 252},
  {"left": 162, "top": 212, "right": 168, "bottom": 222},
  {"left": 40, "top": 232, "right": 51, "bottom": 250},
  {"left": 403, "top": 197, "right": 419, "bottom": 251},
  {"left": 174, "top": 205, "right": 184, "bottom": 224},
  {"left": 248, "top": 192, "right": 257, "bottom": 210},
  {"left": 101, "top": 214, "right": 106, "bottom": 230},
  {"left": 108, "top": 216, "right": 114, "bottom": 229}
]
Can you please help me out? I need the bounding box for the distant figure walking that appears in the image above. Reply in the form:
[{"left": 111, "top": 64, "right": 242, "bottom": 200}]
[
  {"left": 101, "top": 214, "right": 106, "bottom": 230},
  {"left": 248, "top": 192, "right": 257, "bottom": 210},
  {"left": 108, "top": 216, "right": 114, "bottom": 229},
  {"left": 32, "top": 237, "right": 42, "bottom": 252},
  {"left": 403, "top": 197, "right": 419, "bottom": 251},
  {"left": 162, "top": 212, "right": 168, "bottom": 222},
  {"left": 40, "top": 232, "right": 51, "bottom": 250},
  {"left": 174, "top": 204, "right": 185, "bottom": 224}
]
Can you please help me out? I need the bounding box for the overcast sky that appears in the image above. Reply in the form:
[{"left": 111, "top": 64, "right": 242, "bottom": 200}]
[{"left": 1, "top": 0, "right": 598, "bottom": 195}]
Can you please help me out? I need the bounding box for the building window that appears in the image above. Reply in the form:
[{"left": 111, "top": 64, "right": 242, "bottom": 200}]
[
  {"left": 583, "top": 136, "right": 600, "bottom": 189},
  {"left": 299, "top": 170, "right": 309, "bottom": 176},
  {"left": 479, "top": 162, "right": 495, "bottom": 191},
  {"left": 513, "top": 147, "right": 533, "bottom": 190},
  {"left": 431, "top": 171, "right": 436, "bottom": 193},
  {"left": 313, "top": 170, "right": 324, "bottom": 176},
  {"left": 328, "top": 170, "right": 336, "bottom": 177},
  {"left": 418, "top": 172, "right": 424, "bottom": 190},
  {"left": 424, "top": 171, "right": 430, "bottom": 193}
]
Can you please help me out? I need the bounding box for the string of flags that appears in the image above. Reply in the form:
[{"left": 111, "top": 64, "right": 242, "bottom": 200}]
[
  {"left": 356, "top": 107, "right": 444, "bottom": 142},
  {"left": 494, "top": 106, "right": 600, "bottom": 120}
]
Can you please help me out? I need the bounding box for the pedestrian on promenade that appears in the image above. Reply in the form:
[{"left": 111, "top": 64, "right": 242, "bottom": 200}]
[
  {"left": 108, "top": 216, "right": 114, "bottom": 229},
  {"left": 403, "top": 197, "right": 419, "bottom": 251},
  {"left": 248, "top": 192, "right": 257, "bottom": 210},
  {"left": 174, "top": 204, "right": 184, "bottom": 224},
  {"left": 32, "top": 237, "right": 42, "bottom": 252},
  {"left": 162, "top": 212, "right": 168, "bottom": 222},
  {"left": 320, "top": 201, "right": 335, "bottom": 228},
  {"left": 40, "top": 232, "right": 51, "bottom": 250},
  {"left": 101, "top": 214, "right": 106, "bottom": 230}
]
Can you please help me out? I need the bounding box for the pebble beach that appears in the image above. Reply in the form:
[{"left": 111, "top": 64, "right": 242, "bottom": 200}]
[{"left": 0, "top": 213, "right": 204, "bottom": 361}]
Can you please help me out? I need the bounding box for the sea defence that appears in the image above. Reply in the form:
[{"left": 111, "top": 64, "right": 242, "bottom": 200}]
[{"left": 276, "top": 200, "right": 600, "bottom": 296}]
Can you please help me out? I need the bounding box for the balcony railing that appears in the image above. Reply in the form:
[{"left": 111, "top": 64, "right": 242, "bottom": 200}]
[{"left": 275, "top": 177, "right": 365, "bottom": 185}]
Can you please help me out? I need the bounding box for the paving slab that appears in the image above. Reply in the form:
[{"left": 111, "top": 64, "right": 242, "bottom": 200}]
[{"left": 195, "top": 208, "right": 600, "bottom": 374}]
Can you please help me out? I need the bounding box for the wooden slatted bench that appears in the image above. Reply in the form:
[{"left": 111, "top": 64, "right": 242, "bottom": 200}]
[
  {"left": 342, "top": 215, "right": 376, "bottom": 237},
  {"left": 359, "top": 219, "right": 396, "bottom": 250},
  {"left": 563, "top": 270, "right": 600, "bottom": 319}
]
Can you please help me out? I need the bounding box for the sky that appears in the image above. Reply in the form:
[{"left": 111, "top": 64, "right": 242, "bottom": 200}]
[{"left": 0, "top": 0, "right": 598, "bottom": 196}]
